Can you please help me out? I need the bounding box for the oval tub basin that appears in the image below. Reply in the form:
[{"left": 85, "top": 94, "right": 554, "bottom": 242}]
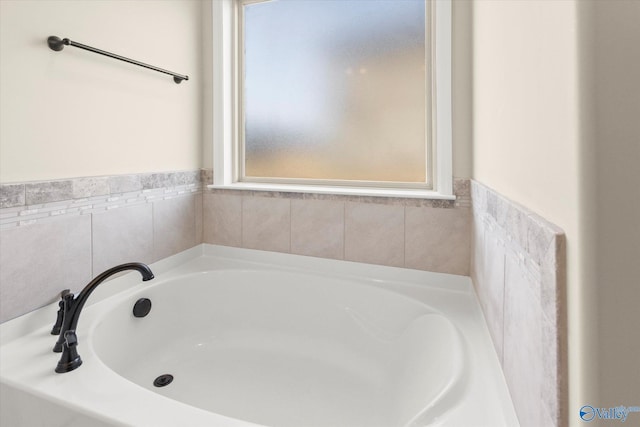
[{"left": 91, "top": 269, "right": 466, "bottom": 427}]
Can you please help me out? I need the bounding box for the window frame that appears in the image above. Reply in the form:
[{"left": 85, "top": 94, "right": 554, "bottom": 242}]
[{"left": 211, "top": 0, "right": 453, "bottom": 199}]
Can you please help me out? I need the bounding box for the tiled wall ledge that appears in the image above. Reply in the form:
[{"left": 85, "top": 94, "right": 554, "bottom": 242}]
[
  {"left": 199, "top": 169, "right": 470, "bottom": 208},
  {"left": 471, "top": 180, "right": 567, "bottom": 427},
  {"left": 0, "top": 170, "right": 203, "bottom": 323},
  {"left": 203, "top": 176, "right": 471, "bottom": 276}
]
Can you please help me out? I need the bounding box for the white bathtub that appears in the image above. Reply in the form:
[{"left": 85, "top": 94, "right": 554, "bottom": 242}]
[{"left": 0, "top": 245, "right": 519, "bottom": 427}]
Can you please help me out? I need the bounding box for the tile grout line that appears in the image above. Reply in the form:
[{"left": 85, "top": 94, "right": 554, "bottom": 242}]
[
  {"left": 240, "top": 195, "right": 244, "bottom": 248},
  {"left": 198, "top": 191, "right": 203, "bottom": 244},
  {"left": 501, "top": 232, "right": 507, "bottom": 366},
  {"left": 342, "top": 201, "right": 346, "bottom": 261},
  {"left": 403, "top": 206, "right": 407, "bottom": 268},
  {"left": 151, "top": 200, "right": 156, "bottom": 262},
  {"left": 288, "top": 199, "right": 292, "bottom": 254},
  {"left": 90, "top": 212, "right": 95, "bottom": 279}
]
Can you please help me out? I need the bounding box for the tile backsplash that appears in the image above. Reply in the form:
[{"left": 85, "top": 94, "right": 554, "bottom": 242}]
[
  {"left": 471, "top": 180, "right": 567, "bottom": 427},
  {"left": 202, "top": 177, "right": 472, "bottom": 274},
  {"left": 3, "top": 170, "right": 473, "bottom": 322},
  {"left": 1, "top": 171, "right": 567, "bottom": 427},
  {"left": 0, "top": 171, "right": 202, "bottom": 323}
]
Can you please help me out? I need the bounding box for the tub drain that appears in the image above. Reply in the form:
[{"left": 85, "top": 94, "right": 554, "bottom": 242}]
[{"left": 153, "top": 374, "right": 174, "bottom": 387}]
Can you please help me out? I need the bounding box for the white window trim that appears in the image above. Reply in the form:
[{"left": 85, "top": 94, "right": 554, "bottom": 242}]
[{"left": 211, "top": 0, "right": 453, "bottom": 200}]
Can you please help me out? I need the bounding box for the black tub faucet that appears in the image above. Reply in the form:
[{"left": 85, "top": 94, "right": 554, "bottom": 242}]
[{"left": 51, "top": 262, "right": 154, "bottom": 373}]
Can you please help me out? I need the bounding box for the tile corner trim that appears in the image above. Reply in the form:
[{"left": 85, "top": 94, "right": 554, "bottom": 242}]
[{"left": 470, "top": 179, "right": 567, "bottom": 427}]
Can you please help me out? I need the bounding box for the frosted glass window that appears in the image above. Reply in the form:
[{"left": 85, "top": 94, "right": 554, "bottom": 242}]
[{"left": 242, "top": 0, "right": 427, "bottom": 184}]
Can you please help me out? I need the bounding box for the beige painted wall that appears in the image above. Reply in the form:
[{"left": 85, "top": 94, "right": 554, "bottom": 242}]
[
  {"left": 474, "top": 0, "right": 640, "bottom": 424},
  {"left": 0, "top": 0, "right": 203, "bottom": 183},
  {"left": 201, "top": 0, "right": 214, "bottom": 172},
  {"left": 451, "top": 0, "right": 473, "bottom": 179}
]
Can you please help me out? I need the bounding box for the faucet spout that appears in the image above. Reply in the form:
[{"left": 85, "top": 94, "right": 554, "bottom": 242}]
[{"left": 53, "top": 262, "right": 154, "bottom": 373}]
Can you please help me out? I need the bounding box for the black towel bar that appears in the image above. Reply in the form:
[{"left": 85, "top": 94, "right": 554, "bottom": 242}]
[{"left": 47, "top": 36, "right": 189, "bottom": 84}]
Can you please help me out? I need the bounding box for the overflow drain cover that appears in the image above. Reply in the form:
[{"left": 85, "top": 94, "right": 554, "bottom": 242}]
[
  {"left": 133, "top": 298, "right": 152, "bottom": 318},
  {"left": 153, "top": 374, "right": 174, "bottom": 387}
]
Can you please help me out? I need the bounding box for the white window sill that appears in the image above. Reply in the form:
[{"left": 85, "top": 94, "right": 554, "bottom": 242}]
[{"left": 207, "top": 183, "right": 456, "bottom": 200}]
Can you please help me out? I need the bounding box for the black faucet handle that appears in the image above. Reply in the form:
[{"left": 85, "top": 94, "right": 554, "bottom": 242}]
[
  {"left": 51, "top": 289, "right": 73, "bottom": 335},
  {"left": 50, "top": 300, "right": 65, "bottom": 335},
  {"left": 64, "top": 330, "right": 78, "bottom": 347}
]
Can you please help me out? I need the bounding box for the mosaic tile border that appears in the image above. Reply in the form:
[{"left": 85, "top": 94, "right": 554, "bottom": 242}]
[
  {"left": 0, "top": 171, "right": 202, "bottom": 229},
  {"left": 1, "top": 170, "right": 469, "bottom": 230}
]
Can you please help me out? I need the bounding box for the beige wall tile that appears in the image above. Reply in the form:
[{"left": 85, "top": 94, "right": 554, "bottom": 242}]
[
  {"left": 195, "top": 193, "right": 203, "bottom": 244},
  {"left": 471, "top": 213, "right": 485, "bottom": 289},
  {"left": 404, "top": 206, "right": 471, "bottom": 275},
  {"left": 242, "top": 196, "right": 290, "bottom": 253},
  {"left": 477, "top": 228, "right": 506, "bottom": 363},
  {"left": 0, "top": 184, "right": 25, "bottom": 208},
  {"left": 108, "top": 174, "right": 142, "bottom": 194},
  {"left": 92, "top": 204, "right": 153, "bottom": 274},
  {"left": 503, "top": 253, "right": 543, "bottom": 427},
  {"left": 0, "top": 216, "right": 92, "bottom": 322},
  {"left": 203, "top": 193, "right": 242, "bottom": 247},
  {"left": 25, "top": 181, "right": 73, "bottom": 205},
  {"left": 471, "top": 180, "right": 566, "bottom": 427},
  {"left": 541, "top": 314, "right": 560, "bottom": 427},
  {"left": 72, "top": 177, "right": 109, "bottom": 199},
  {"left": 153, "top": 196, "right": 197, "bottom": 261},
  {"left": 291, "top": 199, "right": 344, "bottom": 260},
  {"left": 345, "top": 202, "right": 404, "bottom": 267}
]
